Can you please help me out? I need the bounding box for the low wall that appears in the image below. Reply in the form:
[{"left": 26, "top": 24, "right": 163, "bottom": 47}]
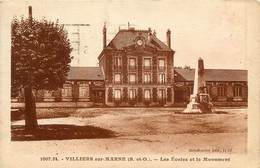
[
  {"left": 11, "top": 102, "right": 95, "bottom": 109},
  {"left": 174, "top": 101, "right": 247, "bottom": 107},
  {"left": 11, "top": 101, "right": 247, "bottom": 109}
]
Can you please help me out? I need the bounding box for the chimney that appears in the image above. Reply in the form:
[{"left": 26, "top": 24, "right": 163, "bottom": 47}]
[
  {"left": 103, "top": 22, "right": 107, "bottom": 49},
  {"left": 153, "top": 30, "right": 156, "bottom": 37},
  {"left": 167, "top": 29, "right": 171, "bottom": 48},
  {"left": 29, "top": 6, "right": 32, "bottom": 22},
  {"left": 148, "top": 32, "right": 152, "bottom": 42},
  {"left": 148, "top": 28, "right": 152, "bottom": 42}
]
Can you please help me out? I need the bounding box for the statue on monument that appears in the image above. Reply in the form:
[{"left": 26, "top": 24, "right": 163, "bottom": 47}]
[{"left": 183, "top": 57, "right": 212, "bottom": 113}]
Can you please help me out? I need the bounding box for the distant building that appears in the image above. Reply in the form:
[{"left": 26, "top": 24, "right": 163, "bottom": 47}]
[
  {"left": 174, "top": 68, "right": 248, "bottom": 106},
  {"left": 98, "top": 25, "right": 175, "bottom": 106}
]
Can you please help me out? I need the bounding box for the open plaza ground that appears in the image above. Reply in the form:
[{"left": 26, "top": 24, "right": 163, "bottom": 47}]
[{"left": 10, "top": 107, "right": 247, "bottom": 155}]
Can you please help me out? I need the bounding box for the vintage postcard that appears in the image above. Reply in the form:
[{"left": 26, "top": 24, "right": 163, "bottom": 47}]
[{"left": 0, "top": 0, "right": 259, "bottom": 168}]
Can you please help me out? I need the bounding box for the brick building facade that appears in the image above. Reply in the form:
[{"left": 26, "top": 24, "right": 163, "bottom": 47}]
[
  {"left": 98, "top": 26, "right": 175, "bottom": 106},
  {"left": 15, "top": 67, "right": 105, "bottom": 105},
  {"left": 12, "top": 25, "right": 248, "bottom": 107}
]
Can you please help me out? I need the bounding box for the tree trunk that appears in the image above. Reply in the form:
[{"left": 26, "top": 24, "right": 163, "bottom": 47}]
[{"left": 24, "top": 86, "right": 38, "bottom": 132}]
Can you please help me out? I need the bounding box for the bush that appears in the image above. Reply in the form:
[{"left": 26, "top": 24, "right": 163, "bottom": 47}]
[
  {"left": 129, "top": 100, "right": 136, "bottom": 107},
  {"left": 227, "top": 97, "right": 233, "bottom": 102},
  {"left": 158, "top": 100, "right": 166, "bottom": 107},
  {"left": 212, "top": 97, "right": 218, "bottom": 102},
  {"left": 197, "top": 102, "right": 212, "bottom": 113},
  {"left": 144, "top": 101, "right": 151, "bottom": 107},
  {"left": 114, "top": 101, "right": 121, "bottom": 107}
]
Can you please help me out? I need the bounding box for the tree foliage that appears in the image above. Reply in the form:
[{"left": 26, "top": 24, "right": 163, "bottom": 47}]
[
  {"left": 174, "top": 65, "right": 192, "bottom": 69},
  {"left": 11, "top": 17, "right": 73, "bottom": 96}
]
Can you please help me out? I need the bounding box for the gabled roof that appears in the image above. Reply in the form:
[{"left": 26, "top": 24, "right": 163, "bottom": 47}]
[
  {"left": 67, "top": 67, "right": 104, "bottom": 81},
  {"left": 105, "top": 29, "right": 173, "bottom": 52},
  {"left": 175, "top": 69, "right": 248, "bottom": 82}
]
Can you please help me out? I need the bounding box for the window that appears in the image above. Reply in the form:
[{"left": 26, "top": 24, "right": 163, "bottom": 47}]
[
  {"left": 79, "top": 85, "right": 88, "bottom": 97},
  {"left": 62, "top": 86, "right": 72, "bottom": 97},
  {"left": 144, "top": 73, "right": 151, "bottom": 84},
  {"left": 159, "top": 74, "right": 166, "bottom": 84},
  {"left": 158, "top": 89, "right": 166, "bottom": 101},
  {"left": 129, "top": 74, "right": 136, "bottom": 84},
  {"left": 233, "top": 84, "right": 242, "bottom": 97},
  {"left": 114, "top": 57, "right": 122, "bottom": 69},
  {"left": 129, "top": 58, "right": 136, "bottom": 70},
  {"left": 144, "top": 58, "right": 151, "bottom": 70},
  {"left": 158, "top": 59, "right": 165, "bottom": 70},
  {"left": 144, "top": 89, "right": 151, "bottom": 101},
  {"left": 114, "top": 73, "right": 121, "bottom": 84},
  {"left": 218, "top": 85, "right": 227, "bottom": 97},
  {"left": 114, "top": 89, "right": 121, "bottom": 101},
  {"left": 129, "top": 89, "right": 136, "bottom": 101}
]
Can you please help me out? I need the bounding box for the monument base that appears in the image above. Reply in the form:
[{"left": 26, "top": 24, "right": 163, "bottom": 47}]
[
  {"left": 183, "top": 101, "right": 212, "bottom": 113},
  {"left": 183, "top": 102, "right": 202, "bottom": 113}
]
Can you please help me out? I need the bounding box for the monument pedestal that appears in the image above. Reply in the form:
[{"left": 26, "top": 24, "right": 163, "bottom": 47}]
[
  {"left": 183, "top": 94, "right": 212, "bottom": 113},
  {"left": 183, "top": 102, "right": 202, "bottom": 113}
]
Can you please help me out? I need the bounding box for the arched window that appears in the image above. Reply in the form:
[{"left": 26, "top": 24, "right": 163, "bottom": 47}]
[
  {"left": 79, "top": 83, "right": 88, "bottom": 97},
  {"left": 233, "top": 84, "right": 243, "bottom": 97},
  {"left": 218, "top": 84, "right": 227, "bottom": 97},
  {"left": 62, "top": 85, "right": 72, "bottom": 97}
]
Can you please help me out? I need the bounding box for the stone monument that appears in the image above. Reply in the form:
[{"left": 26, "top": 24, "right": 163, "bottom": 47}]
[{"left": 183, "top": 57, "right": 212, "bottom": 113}]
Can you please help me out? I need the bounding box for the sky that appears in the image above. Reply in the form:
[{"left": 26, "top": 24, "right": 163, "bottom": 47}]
[{"left": 4, "top": 0, "right": 248, "bottom": 69}]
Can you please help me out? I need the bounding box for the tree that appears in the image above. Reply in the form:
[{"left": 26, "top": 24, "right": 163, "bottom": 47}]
[
  {"left": 11, "top": 11, "right": 73, "bottom": 132},
  {"left": 174, "top": 65, "right": 192, "bottom": 69}
]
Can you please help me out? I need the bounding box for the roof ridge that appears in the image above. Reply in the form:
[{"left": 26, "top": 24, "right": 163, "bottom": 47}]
[
  {"left": 119, "top": 29, "right": 150, "bottom": 32},
  {"left": 175, "top": 68, "right": 247, "bottom": 71}
]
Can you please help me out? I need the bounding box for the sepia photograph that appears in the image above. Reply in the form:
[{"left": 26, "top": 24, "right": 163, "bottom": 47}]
[{"left": 0, "top": 0, "right": 259, "bottom": 168}]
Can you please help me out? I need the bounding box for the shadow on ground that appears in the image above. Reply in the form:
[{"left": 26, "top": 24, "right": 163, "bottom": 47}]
[{"left": 11, "top": 124, "right": 115, "bottom": 141}]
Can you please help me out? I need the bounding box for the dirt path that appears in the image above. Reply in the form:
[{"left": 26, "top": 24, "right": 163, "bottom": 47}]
[{"left": 11, "top": 108, "right": 247, "bottom": 154}]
